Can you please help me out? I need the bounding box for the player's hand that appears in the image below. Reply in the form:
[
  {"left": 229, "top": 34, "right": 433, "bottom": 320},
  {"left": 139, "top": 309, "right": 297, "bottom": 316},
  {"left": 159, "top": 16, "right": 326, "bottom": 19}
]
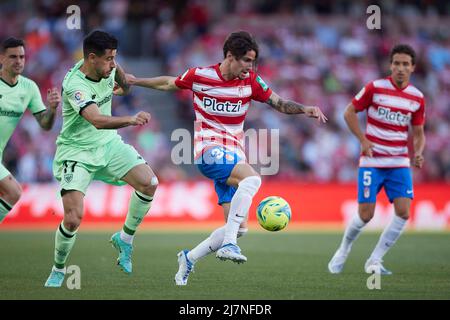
[
  {"left": 413, "top": 153, "right": 424, "bottom": 168},
  {"left": 125, "top": 73, "right": 137, "bottom": 85},
  {"left": 361, "top": 138, "right": 374, "bottom": 157},
  {"left": 113, "top": 82, "right": 124, "bottom": 96},
  {"left": 47, "top": 87, "right": 61, "bottom": 109},
  {"left": 130, "top": 111, "right": 151, "bottom": 126},
  {"left": 113, "top": 74, "right": 137, "bottom": 95},
  {"left": 304, "top": 106, "right": 328, "bottom": 123}
]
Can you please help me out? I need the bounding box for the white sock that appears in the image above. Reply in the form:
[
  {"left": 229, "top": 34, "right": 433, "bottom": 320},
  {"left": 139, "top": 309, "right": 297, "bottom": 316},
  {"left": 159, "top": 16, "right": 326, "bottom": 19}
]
[
  {"left": 187, "top": 226, "right": 248, "bottom": 263},
  {"left": 340, "top": 214, "right": 367, "bottom": 253},
  {"left": 187, "top": 226, "right": 226, "bottom": 263},
  {"left": 222, "top": 176, "right": 261, "bottom": 245},
  {"left": 369, "top": 215, "right": 407, "bottom": 262},
  {"left": 120, "top": 229, "right": 134, "bottom": 244}
]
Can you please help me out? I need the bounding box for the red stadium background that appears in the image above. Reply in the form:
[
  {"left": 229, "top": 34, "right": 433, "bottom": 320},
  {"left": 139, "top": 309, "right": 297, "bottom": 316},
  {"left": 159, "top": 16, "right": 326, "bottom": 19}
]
[{"left": 1, "top": 182, "right": 449, "bottom": 230}]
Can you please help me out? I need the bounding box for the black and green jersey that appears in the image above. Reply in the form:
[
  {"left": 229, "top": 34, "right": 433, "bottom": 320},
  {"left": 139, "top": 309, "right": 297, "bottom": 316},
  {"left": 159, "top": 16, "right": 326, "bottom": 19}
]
[
  {"left": 0, "top": 75, "right": 46, "bottom": 156},
  {"left": 57, "top": 60, "right": 117, "bottom": 149}
]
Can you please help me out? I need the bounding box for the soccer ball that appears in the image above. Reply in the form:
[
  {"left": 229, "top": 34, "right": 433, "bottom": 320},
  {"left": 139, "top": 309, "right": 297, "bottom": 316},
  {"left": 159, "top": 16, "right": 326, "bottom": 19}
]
[{"left": 256, "top": 196, "right": 291, "bottom": 231}]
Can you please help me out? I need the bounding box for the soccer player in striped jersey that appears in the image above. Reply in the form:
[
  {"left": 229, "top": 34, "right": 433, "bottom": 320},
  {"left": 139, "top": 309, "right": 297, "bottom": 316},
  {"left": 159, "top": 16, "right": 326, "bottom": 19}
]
[
  {"left": 125, "top": 31, "right": 327, "bottom": 285},
  {"left": 0, "top": 37, "right": 61, "bottom": 224},
  {"left": 328, "top": 44, "right": 426, "bottom": 275}
]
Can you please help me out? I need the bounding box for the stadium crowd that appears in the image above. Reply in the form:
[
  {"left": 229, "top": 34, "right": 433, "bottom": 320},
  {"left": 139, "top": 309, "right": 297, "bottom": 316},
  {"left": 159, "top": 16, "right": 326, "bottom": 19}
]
[{"left": 1, "top": 0, "right": 449, "bottom": 183}]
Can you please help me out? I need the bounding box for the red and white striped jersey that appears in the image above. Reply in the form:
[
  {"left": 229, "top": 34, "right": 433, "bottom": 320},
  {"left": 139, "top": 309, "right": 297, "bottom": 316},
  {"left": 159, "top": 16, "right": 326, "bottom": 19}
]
[
  {"left": 175, "top": 64, "right": 272, "bottom": 159},
  {"left": 352, "top": 76, "right": 425, "bottom": 168}
]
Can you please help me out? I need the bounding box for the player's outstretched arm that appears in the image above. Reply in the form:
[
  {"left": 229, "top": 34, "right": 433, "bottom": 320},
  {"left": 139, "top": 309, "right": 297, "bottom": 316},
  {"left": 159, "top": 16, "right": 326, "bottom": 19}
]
[
  {"left": 127, "top": 74, "right": 179, "bottom": 91},
  {"left": 266, "top": 92, "right": 327, "bottom": 123},
  {"left": 81, "top": 103, "right": 150, "bottom": 129},
  {"left": 412, "top": 125, "right": 425, "bottom": 168},
  {"left": 34, "top": 87, "right": 61, "bottom": 130},
  {"left": 344, "top": 103, "right": 374, "bottom": 157}
]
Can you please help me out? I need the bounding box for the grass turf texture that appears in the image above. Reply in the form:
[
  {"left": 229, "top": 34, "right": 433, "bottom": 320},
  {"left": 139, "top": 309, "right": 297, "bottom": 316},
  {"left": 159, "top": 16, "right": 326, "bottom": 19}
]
[{"left": 0, "top": 230, "right": 449, "bottom": 299}]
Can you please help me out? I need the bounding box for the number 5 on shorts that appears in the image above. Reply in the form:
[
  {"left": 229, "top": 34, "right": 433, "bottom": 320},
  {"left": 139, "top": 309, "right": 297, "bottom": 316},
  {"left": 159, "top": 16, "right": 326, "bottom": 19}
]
[{"left": 363, "top": 170, "right": 372, "bottom": 186}]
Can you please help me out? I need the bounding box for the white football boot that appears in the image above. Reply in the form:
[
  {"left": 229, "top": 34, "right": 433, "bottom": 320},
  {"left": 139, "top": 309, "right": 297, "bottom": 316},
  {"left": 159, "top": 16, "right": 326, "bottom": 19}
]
[{"left": 328, "top": 248, "right": 349, "bottom": 274}]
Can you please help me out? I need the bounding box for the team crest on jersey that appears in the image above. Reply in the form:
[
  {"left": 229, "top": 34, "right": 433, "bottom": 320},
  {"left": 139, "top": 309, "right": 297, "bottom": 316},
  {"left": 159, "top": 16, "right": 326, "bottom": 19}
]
[
  {"left": 238, "top": 86, "right": 244, "bottom": 97},
  {"left": 64, "top": 173, "right": 73, "bottom": 184},
  {"left": 409, "top": 100, "right": 419, "bottom": 109},
  {"left": 256, "top": 76, "right": 268, "bottom": 92},
  {"left": 108, "top": 79, "right": 113, "bottom": 88}
]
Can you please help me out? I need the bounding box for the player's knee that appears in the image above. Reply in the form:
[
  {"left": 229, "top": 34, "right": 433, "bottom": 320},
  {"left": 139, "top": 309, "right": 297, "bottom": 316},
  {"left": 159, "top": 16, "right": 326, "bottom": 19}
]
[
  {"left": 64, "top": 209, "right": 82, "bottom": 231},
  {"left": 8, "top": 186, "right": 22, "bottom": 205},
  {"left": 137, "top": 175, "right": 159, "bottom": 197},
  {"left": 237, "top": 227, "right": 248, "bottom": 238},
  {"left": 64, "top": 219, "right": 81, "bottom": 232},
  {"left": 2, "top": 180, "right": 22, "bottom": 205},
  {"left": 239, "top": 175, "right": 262, "bottom": 196},
  {"left": 394, "top": 203, "right": 410, "bottom": 219},
  {"left": 358, "top": 210, "right": 374, "bottom": 223},
  {"left": 396, "top": 211, "right": 410, "bottom": 220}
]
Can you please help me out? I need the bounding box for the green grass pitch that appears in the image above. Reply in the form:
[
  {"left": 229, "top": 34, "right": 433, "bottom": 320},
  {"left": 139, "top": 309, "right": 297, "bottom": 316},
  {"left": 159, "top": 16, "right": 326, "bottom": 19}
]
[{"left": 0, "top": 230, "right": 449, "bottom": 299}]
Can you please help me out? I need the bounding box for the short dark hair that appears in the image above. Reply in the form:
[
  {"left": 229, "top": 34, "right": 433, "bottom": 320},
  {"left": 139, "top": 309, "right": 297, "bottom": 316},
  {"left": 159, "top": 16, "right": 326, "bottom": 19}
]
[
  {"left": 83, "top": 30, "right": 118, "bottom": 58},
  {"left": 390, "top": 44, "right": 416, "bottom": 65},
  {"left": 223, "top": 31, "right": 259, "bottom": 60},
  {"left": 2, "top": 37, "right": 25, "bottom": 52}
]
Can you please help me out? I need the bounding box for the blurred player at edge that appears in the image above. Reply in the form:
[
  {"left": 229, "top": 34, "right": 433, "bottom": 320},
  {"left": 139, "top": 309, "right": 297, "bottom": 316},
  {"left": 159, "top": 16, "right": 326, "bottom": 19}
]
[
  {"left": 44, "top": 31, "right": 156, "bottom": 287},
  {"left": 123, "top": 31, "right": 327, "bottom": 285},
  {"left": 0, "top": 37, "right": 60, "bottom": 224},
  {"left": 328, "top": 44, "right": 426, "bottom": 275}
]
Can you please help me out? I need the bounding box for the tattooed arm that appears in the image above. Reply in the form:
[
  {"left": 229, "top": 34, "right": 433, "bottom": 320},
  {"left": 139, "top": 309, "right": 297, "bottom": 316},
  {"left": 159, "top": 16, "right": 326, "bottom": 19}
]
[{"left": 266, "top": 92, "right": 327, "bottom": 122}]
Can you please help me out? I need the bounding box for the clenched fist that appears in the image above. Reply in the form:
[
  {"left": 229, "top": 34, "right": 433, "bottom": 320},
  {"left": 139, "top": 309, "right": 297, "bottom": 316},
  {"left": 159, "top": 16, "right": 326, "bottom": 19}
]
[{"left": 130, "top": 111, "right": 151, "bottom": 126}]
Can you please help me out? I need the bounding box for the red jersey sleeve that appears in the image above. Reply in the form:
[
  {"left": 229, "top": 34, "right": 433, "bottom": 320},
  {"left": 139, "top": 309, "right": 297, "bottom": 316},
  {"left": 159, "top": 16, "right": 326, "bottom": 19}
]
[
  {"left": 352, "top": 82, "right": 375, "bottom": 111},
  {"left": 412, "top": 97, "right": 426, "bottom": 126},
  {"left": 174, "top": 68, "right": 196, "bottom": 90},
  {"left": 251, "top": 74, "right": 272, "bottom": 102}
]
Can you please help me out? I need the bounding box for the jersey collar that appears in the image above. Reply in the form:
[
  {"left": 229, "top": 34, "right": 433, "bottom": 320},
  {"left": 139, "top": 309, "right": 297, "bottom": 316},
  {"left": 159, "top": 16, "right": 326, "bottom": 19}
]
[
  {"left": 388, "top": 76, "right": 409, "bottom": 91},
  {"left": 84, "top": 75, "right": 102, "bottom": 83},
  {"left": 0, "top": 76, "right": 19, "bottom": 87},
  {"left": 215, "top": 63, "right": 227, "bottom": 82}
]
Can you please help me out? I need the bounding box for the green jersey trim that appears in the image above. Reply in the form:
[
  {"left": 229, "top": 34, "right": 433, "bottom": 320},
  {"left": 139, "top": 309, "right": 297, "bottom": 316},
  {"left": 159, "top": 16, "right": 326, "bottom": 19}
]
[
  {"left": 256, "top": 76, "right": 269, "bottom": 92},
  {"left": 85, "top": 75, "right": 102, "bottom": 83},
  {"left": 0, "top": 77, "right": 18, "bottom": 88}
]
